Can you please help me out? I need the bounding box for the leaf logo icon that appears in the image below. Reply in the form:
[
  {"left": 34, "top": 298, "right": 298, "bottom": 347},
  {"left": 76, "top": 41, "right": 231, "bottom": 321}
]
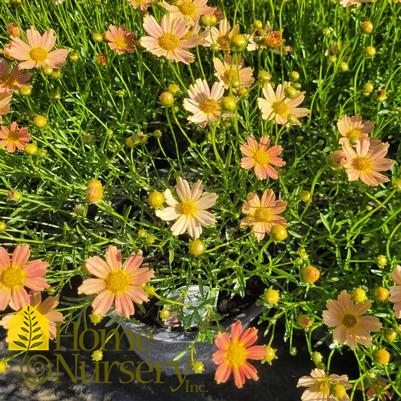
[{"left": 8, "top": 305, "right": 49, "bottom": 351}]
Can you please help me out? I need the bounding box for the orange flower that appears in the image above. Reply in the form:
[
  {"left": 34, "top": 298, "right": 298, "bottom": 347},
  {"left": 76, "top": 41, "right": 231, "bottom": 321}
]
[
  {"left": 140, "top": 14, "right": 199, "bottom": 64},
  {"left": 240, "top": 136, "right": 285, "bottom": 180},
  {"left": 342, "top": 137, "right": 394, "bottom": 186},
  {"left": 105, "top": 25, "right": 136, "bottom": 55},
  {"left": 0, "top": 121, "right": 31, "bottom": 153},
  {"left": 297, "top": 369, "right": 351, "bottom": 401},
  {"left": 247, "top": 22, "right": 285, "bottom": 52},
  {"left": 241, "top": 189, "right": 287, "bottom": 241},
  {"left": 78, "top": 246, "right": 154, "bottom": 318},
  {"left": 389, "top": 265, "right": 401, "bottom": 318},
  {"left": 0, "top": 93, "right": 12, "bottom": 118},
  {"left": 0, "top": 59, "right": 31, "bottom": 93},
  {"left": 336, "top": 114, "right": 374, "bottom": 145},
  {"left": 322, "top": 290, "right": 382, "bottom": 350},
  {"left": 257, "top": 82, "right": 309, "bottom": 126},
  {"left": 0, "top": 244, "right": 49, "bottom": 311},
  {"left": 212, "top": 320, "right": 266, "bottom": 389},
  {"left": 8, "top": 27, "right": 68, "bottom": 70}
]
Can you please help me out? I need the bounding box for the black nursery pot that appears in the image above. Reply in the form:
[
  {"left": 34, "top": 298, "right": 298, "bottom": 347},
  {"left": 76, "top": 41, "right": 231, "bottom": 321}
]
[{"left": 121, "top": 303, "right": 263, "bottom": 376}]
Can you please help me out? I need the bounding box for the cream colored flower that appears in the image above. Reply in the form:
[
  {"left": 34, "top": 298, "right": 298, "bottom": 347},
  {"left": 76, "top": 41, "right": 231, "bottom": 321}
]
[{"left": 156, "top": 177, "right": 218, "bottom": 238}]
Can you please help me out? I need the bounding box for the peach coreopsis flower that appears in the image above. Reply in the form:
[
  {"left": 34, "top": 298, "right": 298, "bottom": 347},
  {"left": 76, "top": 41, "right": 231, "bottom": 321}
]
[
  {"left": 257, "top": 82, "right": 309, "bottom": 126},
  {"left": 241, "top": 189, "right": 287, "bottom": 241},
  {"left": 183, "top": 78, "right": 224, "bottom": 127},
  {"left": 0, "top": 59, "right": 31, "bottom": 93},
  {"left": 0, "top": 122, "right": 31, "bottom": 153},
  {"left": 0, "top": 93, "right": 12, "bottom": 117},
  {"left": 140, "top": 14, "right": 199, "bottom": 64},
  {"left": 212, "top": 320, "right": 266, "bottom": 389},
  {"left": 156, "top": 177, "right": 218, "bottom": 238},
  {"left": 240, "top": 136, "right": 286, "bottom": 180},
  {"left": 322, "top": 290, "right": 382, "bottom": 350},
  {"left": 8, "top": 27, "right": 68, "bottom": 70},
  {"left": 365, "top": 378, "right": 392, "bottom": 401},
  {"left": 342, "top": 137, "right": 394, "bottom": 186},
  {"left": 0, "top": 291, "right": 63, "bottom": 339},
  {"left": 128, "top": 0, "right": 153, "bottom": 11},
  {"left": 78, "top": 246, "right": 154, "bottom": 318},
  {"left": 297, "top": 369, "right": 351, "bottom": 401},
  {"left": 162, "top": 0, "right": 216, "bottom": 26},
  {"left": 204, "top": 18, "right": 239, "bottom": 50},
  {"left": 337, "top": 115, "right": 374, "bottom": 145},
  {"left": 389, "top": 265, "right": 401, "bottom": 318},
  {"left": 105, "top": 25, "right": 136, "bottom": 55},
  {"left": 247, "top": 22, "right": 285, "bottom": 52},
  {"left": 213, "top": 55, "right": 254, "bottom": 92},
  {"left": 0, "top": 245, "right": 49, "bottom": 311}
]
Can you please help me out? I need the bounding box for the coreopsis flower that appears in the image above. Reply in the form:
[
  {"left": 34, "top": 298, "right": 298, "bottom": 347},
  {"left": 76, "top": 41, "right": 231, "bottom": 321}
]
[
  {"left": 213, "top": 55, "right": 254, "bottom": 92},
  {"left": 0, "top": 291, "right": 63, "bottom": 339},
  {"left": 240, "top": 135, "right": 286, "bottom": 180},
  {"left": 183, "top": 78, "right": 224, "bottom": 128},
  {"left": 257, "top": 82, "right": 309, "bottom": 126},
  {"left": 0, "top": 93, "right": 12, "bottom": 117},
  {"left": 212, "top": 320, "right": 266, "bottom": 389},
  {"left": 140, "top": 14, "right": 199, "bottom": 64},
  {"left": 341, "top": 137, "right": 394, "bottom": 186},
  {"left": 322, "top": 290, "right": 382, "bottom": 350},
  {"left": 77, "top": 246, "right": 154, "bottom": 318},
  {"left": 241, "top": 189, "right": 287, "bottom": 241},
  {"left": 365, "top": 378, "right": 392, "bottom": 401},
  {"left": 337, "top": 114, "right": 374, "bottom": 145},
  {"left": 297, "top": 369, "right": 351, "bottom": 401},
  {"left": 247, "top": 22, "right": 285, "bottom": 52},
  {"left": 389, "top": 265, "right": 401, "bottom": 318},
  {"left": 0, "top": 59, "right": 31, "bottom": 93},
  {"left": 155, "top": 177, "right": 218, "bottom": 238},
  {"left": 128, "top": 0, "right": 153, "bottom": 11},
  {"left": 0, "top": 244, "right": 49, "bottom": 311},
  {"left": 0, "top": 122, "right": 31, "bottom": 153},
  {"left": 162, "top": 0, "right": 216, "bottom": 26},
  {"left": 105, "top": 25, "right": 136, "bottom": 55},
  {"left": 203, "top": 18, "right": 239, "bottom": 50},
  {"left": 8, "top": 27, "right": 68, "bottom": 70}
]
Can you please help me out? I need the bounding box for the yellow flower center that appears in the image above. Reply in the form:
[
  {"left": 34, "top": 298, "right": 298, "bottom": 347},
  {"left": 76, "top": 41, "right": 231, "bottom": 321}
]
[
  {"left": 114, "top": 36, "right": 128, "bottom": 49},
  {"left": 6, "top": 129, "right": 22, "bottom": 144},
  {"left": 179, "top": 200, "right": 197, "bottom": 216},
  {"left": 199, "top": 98, "right": 221, "bottom": 115},
  {"left": 254, "top": 207, "right": 272, "bottom": 222},
  {"left": 178, "top": 1, "right": 197, "bottom": 17},
  {"left": 224, "top": 340, "right": 248, "bottom": 368},
  {"left": 254, "top": 149, "right": 270, "bottom": 166},
  {"left": 217, "top": 35, "right": 230, "bottom": 50},
  {"left": 223, "top": 69, "right": 239, "bottom": 87},
  {"left": 272, "top": 100, "right": 289, "bottom": 117},
  {"left": 0, "top": 265, "right": 26, "bottom": 289},
  {"left": 104, "top": 270, "right": 129, "bottom": 294},
  {"left": 29, "top": 47, "right": 48, "bottom": 63},
  {"left": 346, "top": 128, "right": 363, "bottom": 144},
  {"left": 318, "top": 380, "right": 330, "bottom": 395},
  {"left": 342, "top": 313, "right": 357, "bottom": 328},
  {"left": 158, "top": 33, "right": 180, "bottom": 51},
  {"left": 352, "top": 156, "right": 372, "bottom": 172}
]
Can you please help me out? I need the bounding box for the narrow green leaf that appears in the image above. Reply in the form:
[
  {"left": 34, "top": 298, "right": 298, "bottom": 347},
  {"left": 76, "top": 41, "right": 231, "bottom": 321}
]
[
  {"left": 31, "top": 341, "right": 43, "bottom": 348},
  {"left": 13, "top": 341, "right": 26, "bottom": 348},
  {"left": 18, "top": 334, "right": 28, "bottom": 342}
]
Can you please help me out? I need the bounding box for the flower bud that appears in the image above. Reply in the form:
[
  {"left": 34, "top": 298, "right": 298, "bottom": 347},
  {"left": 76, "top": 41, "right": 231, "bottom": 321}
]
[
  {"left": 301, "top": 265, "right": 320, "bottom": 284},
  {"left": 33, "top": 115, "right": 47, "bottom": 128},
  {"left": 159, "top": 91, "right": 175, "bottom": 106},
  {"left": 86, "top": 179, "right": 104, "bottom": 204}
]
